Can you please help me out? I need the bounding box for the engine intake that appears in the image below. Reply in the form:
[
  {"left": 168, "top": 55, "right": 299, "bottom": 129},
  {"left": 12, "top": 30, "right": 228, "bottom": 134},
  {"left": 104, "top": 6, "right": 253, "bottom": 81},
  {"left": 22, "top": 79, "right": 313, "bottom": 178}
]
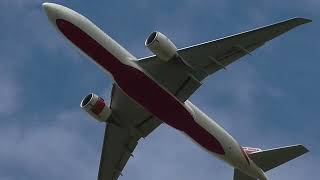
[
  {"left": 145, "top": 31, "right": 178, "bottom": 61},
  {"left": 80, "top": 93, "right": 112, "bottom": 122}
]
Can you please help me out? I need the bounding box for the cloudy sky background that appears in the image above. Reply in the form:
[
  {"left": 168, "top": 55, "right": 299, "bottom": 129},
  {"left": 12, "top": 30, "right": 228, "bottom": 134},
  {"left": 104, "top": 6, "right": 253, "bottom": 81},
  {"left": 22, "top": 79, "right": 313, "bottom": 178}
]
[{"left": 0, "top": 0, "right": 318, "bottom": 180}]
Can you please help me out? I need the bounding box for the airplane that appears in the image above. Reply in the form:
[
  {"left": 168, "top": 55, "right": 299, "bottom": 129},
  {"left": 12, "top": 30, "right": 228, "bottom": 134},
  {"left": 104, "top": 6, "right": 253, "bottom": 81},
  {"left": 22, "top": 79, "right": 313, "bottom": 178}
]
[{"left": 42, "top": 2, "right": 311, "bottom": 180}]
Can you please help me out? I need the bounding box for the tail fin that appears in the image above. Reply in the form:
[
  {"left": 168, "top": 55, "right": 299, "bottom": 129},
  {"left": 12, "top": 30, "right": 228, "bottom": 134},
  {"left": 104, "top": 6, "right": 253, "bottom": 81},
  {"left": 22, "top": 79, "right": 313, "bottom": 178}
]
[{"left": 248, "top": 144, "right": 309, "bottom": 172}]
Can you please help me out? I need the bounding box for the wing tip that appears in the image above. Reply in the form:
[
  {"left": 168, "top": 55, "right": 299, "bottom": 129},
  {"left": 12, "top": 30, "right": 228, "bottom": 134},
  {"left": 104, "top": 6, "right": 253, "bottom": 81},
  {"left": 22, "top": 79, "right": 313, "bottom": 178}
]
[
  {"left": 292, "top": 17, "right": 312, "bottom": 25},
  {"left": 297, "top": 144, "right": 310, "bottom": 154}
]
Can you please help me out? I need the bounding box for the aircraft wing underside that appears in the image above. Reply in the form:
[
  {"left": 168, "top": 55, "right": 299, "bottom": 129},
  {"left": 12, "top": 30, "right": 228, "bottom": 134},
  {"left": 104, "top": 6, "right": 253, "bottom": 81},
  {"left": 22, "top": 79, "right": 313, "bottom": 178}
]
[{"left": 138, "top": 18, "right": 311, "bottom": 88}]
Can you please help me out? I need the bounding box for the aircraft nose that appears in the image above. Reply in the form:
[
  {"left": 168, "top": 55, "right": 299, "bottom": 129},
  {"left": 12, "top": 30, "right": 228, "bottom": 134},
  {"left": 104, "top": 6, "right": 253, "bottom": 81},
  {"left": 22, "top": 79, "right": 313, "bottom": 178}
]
[
  {"left": 42, "top": 2, "right": 54, "bottom": 15},
  {"left": 42, "top": 2, "right": 60, "bottom": 22}
]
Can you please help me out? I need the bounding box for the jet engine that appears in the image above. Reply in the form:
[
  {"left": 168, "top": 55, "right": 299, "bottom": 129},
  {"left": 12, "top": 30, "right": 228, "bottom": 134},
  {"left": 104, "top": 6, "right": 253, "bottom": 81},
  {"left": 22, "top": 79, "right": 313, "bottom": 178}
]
[
  {"left": 80, "top": 93, "right": 112, "bottom": 122},
  {"left": 145, "top": 31, "right": 178, "bottom": 61}
]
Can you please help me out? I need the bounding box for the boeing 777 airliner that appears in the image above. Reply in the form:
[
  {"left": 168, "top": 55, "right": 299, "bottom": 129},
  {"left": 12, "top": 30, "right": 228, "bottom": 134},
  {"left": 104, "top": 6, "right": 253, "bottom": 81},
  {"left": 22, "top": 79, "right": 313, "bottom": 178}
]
[{"left": 43, "top": 2, "right": 310, "bottom": 180}]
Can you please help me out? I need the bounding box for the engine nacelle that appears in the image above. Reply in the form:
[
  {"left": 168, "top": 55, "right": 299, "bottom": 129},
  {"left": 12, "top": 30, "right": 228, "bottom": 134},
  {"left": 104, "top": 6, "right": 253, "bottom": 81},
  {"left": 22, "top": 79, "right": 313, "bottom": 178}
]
[
  {"left": 80, "top": 93, "right": 112, "bottom": 122},
  {"left": 145, "top": 31, "right": 178, "bottom": 61}
]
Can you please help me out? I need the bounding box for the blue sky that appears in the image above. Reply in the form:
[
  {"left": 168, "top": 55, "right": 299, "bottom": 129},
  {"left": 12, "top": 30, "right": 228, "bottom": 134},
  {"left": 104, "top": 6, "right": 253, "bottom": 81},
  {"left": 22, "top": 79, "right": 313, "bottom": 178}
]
[{"left": 0, "top": 0, "right": 318, "bottom": 180}]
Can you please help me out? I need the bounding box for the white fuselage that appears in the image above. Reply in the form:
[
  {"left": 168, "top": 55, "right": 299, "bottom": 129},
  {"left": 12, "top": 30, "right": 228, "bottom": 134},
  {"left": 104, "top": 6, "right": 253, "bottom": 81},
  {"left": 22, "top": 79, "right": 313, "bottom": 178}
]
[{"left": 43, "top": 3, "right": 267, "bottom": 180}]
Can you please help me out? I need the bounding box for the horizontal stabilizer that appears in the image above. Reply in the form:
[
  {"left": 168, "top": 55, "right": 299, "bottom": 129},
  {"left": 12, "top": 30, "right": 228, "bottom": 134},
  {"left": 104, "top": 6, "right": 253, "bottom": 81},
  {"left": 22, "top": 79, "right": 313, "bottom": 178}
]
[{"left": 248, "top": 144, "right": 309, "bottom": 172}]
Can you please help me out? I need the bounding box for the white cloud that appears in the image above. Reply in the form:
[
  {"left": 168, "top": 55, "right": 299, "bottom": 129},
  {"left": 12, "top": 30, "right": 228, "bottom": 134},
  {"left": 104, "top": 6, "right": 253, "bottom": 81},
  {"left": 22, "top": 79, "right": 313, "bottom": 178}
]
[
  {"left": 0, "top": 66, "right": 20, "bottom": 115},
  {"left": 0, "top": 83, "right": 18, "bottom": 115},
  {"left": 0, "top": 0, "right": 43, "bottom": 9},
  {"left": 0, "top": 109, "right": 102, "bottom": 180}
]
